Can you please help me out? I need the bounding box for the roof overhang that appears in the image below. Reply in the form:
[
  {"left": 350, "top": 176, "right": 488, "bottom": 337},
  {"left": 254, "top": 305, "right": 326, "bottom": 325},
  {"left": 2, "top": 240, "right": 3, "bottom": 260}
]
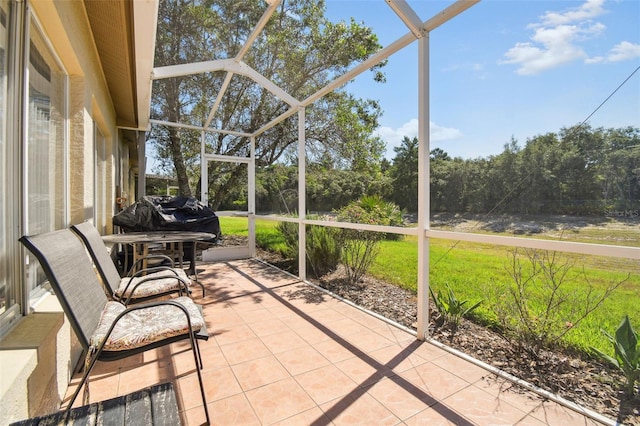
[{"left": 84, "top": 0, "right": 158, "bottom": 131}]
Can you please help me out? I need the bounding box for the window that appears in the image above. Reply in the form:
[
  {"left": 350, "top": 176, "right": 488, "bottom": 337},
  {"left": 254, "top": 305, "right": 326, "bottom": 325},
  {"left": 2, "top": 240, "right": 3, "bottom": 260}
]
[
  {"left": 0, "top": 0, "right": 10, "bottom": 320},
  {"left": 24, "top": 17, "right": 67, "bottom": 304},
  {"left": 95, "top": 125, "right": 107, "bottom": 234}
]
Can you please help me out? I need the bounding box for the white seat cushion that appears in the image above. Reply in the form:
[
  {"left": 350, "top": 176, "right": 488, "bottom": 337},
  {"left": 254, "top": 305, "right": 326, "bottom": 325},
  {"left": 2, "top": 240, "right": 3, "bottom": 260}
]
[
  {"left": 116, "top": 269, "right": 190, "bottom": 299},
  {"left": 91, "top": 297, "right": 204, "bottom": 351}
]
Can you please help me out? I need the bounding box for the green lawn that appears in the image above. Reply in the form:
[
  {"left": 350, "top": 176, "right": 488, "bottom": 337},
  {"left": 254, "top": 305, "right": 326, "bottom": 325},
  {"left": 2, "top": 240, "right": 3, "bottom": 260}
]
[{"left": 219, "top": 216, "right": 639, "bottom": 355}]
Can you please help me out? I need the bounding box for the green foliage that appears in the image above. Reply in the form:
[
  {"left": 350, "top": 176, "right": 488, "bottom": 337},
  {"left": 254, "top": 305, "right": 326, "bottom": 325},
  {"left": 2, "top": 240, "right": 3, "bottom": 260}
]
[
  {"left": 335, "top": 196, "right": 403, "bottom": 285},
  {"left": 592, "top": 315, "right": 640, "bottom": 397},
  {"left": 428, "top": 125, "right": 640, "bottom": 215},
  {"left": 491, "top": 248, "right": 626, "bottom": 358},
  {"left": 150, "top": 0, "right": 386, "bottom": 201},
  {"left": 275, "top": 215, "right": 341, "bottom": 277},
  {"left": 306, "top": 225, "right": 342, "bottom": 278},
  {"left": 276, "top": 221, "right": 299, "bottom": 259},
  {"left": 430, "top": 283, "right": 482, "bottom": 332},
  {"left": 389, "top": 136, "right": 418, "bottom": 212}
]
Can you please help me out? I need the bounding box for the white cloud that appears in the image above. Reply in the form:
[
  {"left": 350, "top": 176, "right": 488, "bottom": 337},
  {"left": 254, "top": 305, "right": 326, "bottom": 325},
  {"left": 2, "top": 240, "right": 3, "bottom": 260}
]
[
  {"left": 502, "top": 24, "right": 590, "bottom": 75},
  {"left": 606, "top": 41, "right": 640, "bottom": 62},
  {"left": 538, "top": 0, "right": 606, "bottom": 26},
  {"left": 375, "top": 118, "right": 463, "bottom": 159},
  {"left": 500, "top": 0, "right": 633, "bottom": 75}
]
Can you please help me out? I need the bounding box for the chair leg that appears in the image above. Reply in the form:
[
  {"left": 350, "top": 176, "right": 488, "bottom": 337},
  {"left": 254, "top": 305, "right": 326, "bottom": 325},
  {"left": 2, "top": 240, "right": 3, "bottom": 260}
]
[
  {"left": 66, "top": 349, "right": 101, "bottom": 411},
  {"left": 195, "top": 339, "right": 204, "bottom": 370},
  {"left": 189, "top": 332, "right": 210, "bottom": 424}
]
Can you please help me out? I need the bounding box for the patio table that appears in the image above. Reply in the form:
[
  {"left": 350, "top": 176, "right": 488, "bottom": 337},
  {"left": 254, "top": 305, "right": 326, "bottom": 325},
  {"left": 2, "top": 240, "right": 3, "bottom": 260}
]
[{"left": 102, "top": 231, "right": 216, "bottom": 280}]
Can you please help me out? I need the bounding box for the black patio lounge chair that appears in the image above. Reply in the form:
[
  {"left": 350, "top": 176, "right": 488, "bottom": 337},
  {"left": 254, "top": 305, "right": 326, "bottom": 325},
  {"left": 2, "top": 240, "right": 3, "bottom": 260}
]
[
  {"left": 10, "top": 382, "right": 180, "bottom": 426},
  {"left": 70, "top": 222, "right": 204, "bottom": 304},
  {"left": 19, "top": 229, "right": 210, "bottom": 424}
]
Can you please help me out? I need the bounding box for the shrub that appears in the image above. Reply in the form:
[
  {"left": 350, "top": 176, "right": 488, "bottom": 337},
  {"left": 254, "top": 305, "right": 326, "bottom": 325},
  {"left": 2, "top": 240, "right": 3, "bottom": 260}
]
[
  {"left": 276, "top": 215, "right": 341, "bottom": 278},
  {"left": 335, "top": 196, "right": 401, "bottom": 285},
  {"left": 430, "top": 283, "right": 482, "bottom": 333},
  {"left": 356, "top": 195, "right": 405, "bottom": 240},
  {"left": 276, "top": 220, "right": 299, "bottom": 259},
  {"left": 592, "top": 315, "right": 639, "bottom": 398},
  {"left": 490, "top": 248, "right": 626, "bottom": 358},
  {"left": 306, "top": 224, "right": 341, "bottom": 278}
]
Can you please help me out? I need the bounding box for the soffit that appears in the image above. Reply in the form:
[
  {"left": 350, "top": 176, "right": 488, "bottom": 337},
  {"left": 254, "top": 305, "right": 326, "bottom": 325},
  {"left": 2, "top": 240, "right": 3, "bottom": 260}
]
[{"left": 84, "top": 0, "right": 138, "bottom": 129}]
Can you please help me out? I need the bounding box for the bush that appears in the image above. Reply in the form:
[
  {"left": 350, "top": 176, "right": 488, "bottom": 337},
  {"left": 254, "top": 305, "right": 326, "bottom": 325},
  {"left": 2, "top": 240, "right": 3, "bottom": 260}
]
[
  {"left": 430, "top": 283, "right": 482, "bottom": 333},
  {"left": 335, "top": 196, "right": 402, "bottom": 285},
  {"left": 276, "top": 220, "right": 299, "bottom": 260},
  {"left": 343, "top": 195, "right": 405, "bottom": 240},
  {"left": 592, "top": 315, "right": 640, "bottom": 398},
  {"left": 306, "top": 225, "right": 341, "bottom": 278},
  {"left": 276, "top": 215, "right": 341, "bottom": 278},
  {"left": 490, "top": 248, "right": 626, "bottom": 358}
]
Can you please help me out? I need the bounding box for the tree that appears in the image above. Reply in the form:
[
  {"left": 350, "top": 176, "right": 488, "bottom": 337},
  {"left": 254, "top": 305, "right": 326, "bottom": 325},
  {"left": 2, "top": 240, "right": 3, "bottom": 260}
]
[
  {"left": 150, "top": 0, "right": 386, "bottom": 206},
  {"left": 388, "top": 136, "right": 418, "bottom": 211}
]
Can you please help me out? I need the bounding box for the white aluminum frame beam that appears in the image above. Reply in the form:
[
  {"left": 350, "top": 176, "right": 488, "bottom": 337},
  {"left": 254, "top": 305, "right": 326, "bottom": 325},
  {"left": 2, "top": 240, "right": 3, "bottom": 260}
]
[
  {"left": 298, "top": 108, "right": 307, "bottom": 280},
  {"left": 386, "top": 0, "right": 424, "bottom": 38},
  {"left": 149, "top": 119, "right": 253, "bottom": 137},
  {"left": 416, "top": 32, "right": 430, "bottom": 340},
  {"left": 204, "top": 72, "right": 233, "bottom": 129},
  {"left": 205, "top": 1, "right": 281, "bottom": 128},
  {"left": 236, "top": 0, "right": 281, "bottom": 60},
  {"left": 153, "top": 59, "right": 300, "bottom": 108}
]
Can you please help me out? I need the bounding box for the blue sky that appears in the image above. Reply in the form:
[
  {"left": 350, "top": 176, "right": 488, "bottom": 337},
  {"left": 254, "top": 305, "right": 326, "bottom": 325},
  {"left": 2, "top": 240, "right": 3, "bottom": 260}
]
[{"left": 324, "top": 0, "right": 640, "bottom": 160}]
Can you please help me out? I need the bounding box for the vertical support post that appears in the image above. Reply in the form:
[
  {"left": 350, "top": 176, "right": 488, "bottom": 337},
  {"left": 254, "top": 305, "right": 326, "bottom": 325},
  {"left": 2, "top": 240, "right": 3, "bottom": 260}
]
[
  {"left": 297, "top": 107, "right": 306, "bottom": 281},
  {"left": 248, "top": 136, "right": 256, "bottom": 257},
  {"left": 200, "top": 131, "right": 207, "bottom": 205},
  {"left": 416, "top": 32, "right": 430, "bottom": 340},
  {"left": 137, "top": 131, "right": 146, "bottom": 199}
]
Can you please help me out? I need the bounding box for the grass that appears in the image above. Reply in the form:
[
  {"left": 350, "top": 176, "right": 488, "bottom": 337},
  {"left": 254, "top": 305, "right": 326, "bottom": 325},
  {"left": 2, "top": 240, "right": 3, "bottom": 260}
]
[{"left": 218, "top": 216, "right": 639, "bottom": 355}]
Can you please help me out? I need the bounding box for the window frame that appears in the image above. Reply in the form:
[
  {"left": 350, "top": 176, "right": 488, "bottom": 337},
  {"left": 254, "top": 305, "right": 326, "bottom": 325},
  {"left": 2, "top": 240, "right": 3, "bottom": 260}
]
[{"left": 0, "top": 0, "right": 69, "bottom": 335}]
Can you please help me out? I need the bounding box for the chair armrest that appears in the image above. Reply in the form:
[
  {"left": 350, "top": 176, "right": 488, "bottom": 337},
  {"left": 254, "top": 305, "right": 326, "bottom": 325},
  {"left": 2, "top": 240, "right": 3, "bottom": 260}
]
[
  {"left": 128, "top": 254, "right": 176, "bottom": 275},
  {"left": 120, "top": 273, "right": 192, "bottom": 304}
]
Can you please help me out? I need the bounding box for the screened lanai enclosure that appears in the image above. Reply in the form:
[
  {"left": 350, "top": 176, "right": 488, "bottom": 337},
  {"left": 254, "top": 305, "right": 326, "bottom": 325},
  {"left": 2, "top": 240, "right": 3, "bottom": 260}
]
[{"left": 145, "top": 0, "right": 639, "bottom": 341}]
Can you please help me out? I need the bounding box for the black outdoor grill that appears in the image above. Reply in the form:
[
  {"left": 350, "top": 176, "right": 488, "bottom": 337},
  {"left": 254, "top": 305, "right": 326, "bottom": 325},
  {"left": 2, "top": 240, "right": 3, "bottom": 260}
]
[{"left": 113, "top": 196, "right": 221, "bottom": 272}]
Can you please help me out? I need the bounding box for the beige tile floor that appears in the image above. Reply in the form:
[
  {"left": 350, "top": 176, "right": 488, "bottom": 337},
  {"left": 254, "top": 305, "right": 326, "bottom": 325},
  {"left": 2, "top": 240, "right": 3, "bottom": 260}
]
[{"left": 65, "top": 259, "right": 610, "bottom": 425}]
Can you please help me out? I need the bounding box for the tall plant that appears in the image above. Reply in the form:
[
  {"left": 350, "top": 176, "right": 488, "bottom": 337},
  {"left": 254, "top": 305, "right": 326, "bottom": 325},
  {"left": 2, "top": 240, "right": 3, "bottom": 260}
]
[
  {"left": 592, "top": 315, "right": 639, "bottom": 398},
  {"left": 335, "top": 196, "right": 401, "bottom": 286},
  {"left": 491, "top": 248, "right": 626, "bottom": 358},
  {"left": 276, "top": 215, "right": 341, "bottom": 278}
]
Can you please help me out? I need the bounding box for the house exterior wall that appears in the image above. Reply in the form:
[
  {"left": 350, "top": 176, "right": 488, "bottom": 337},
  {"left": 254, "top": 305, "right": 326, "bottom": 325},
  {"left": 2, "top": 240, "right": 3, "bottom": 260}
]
[{"left": 0, "top": 1, "right": 132, "bottom": 423}]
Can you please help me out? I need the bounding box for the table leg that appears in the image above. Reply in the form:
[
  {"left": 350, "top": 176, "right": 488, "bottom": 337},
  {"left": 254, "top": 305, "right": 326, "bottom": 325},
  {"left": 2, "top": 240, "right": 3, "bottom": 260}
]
[{"left": 177, "top": 242, "right": 184, "bottom": 269}]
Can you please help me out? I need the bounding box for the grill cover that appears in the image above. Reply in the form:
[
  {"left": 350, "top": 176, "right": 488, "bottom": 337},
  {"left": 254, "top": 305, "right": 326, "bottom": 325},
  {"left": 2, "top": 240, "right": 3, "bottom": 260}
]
[{"left": 113, "top": 196, "right": 220, "bottom": 241}]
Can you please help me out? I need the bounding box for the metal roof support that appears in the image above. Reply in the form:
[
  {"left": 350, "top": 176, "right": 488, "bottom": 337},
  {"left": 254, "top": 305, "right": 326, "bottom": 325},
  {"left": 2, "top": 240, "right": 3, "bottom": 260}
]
[
  {"left": 200, "top": 130, "right": 207, "bottom": 205},
  {"left": 204, "top": 1, "right": 281, "bottom": 129},
  {"left": 236, "top": 0, "right": 281, "bottom": 60},
  {"left": 302, "top": 32, "right": 416, "bottom": 107},
  {"left": 301, "top": 0, "right": 479, "bottom": 111},
  {"left": 416, "top": 32, "right": 430, "bottom": 341},
  {"left": 149, "top": 119, "right": 253, "bottom": 137},
  {"left": 297, "top": 107, "right": 307, "bottom": 281},
  {"left": 204, "top": 72, "right": 233, "bottom": 129},
  {"left": 253, "top": 106, "right": 299, "bottom": 136},
  {"left": 385, "top": 0, "right": 423, "bottom": 38},
  {"left": 153, "top": 59, "right": 299, "bottom": 108},
  {"left": 249, "top": 136, "right": 257, "bottom": 258},
  {"left": 423, "top": 0, "right": 481, "bottom": 32}
]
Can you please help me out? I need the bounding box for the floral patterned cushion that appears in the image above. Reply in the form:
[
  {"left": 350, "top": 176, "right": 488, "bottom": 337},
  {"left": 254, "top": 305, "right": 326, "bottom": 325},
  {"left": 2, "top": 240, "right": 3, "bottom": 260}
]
[
  {"left": 90, "top": 296, "right": 205, "bottom": 351},
  {"left": 117, "top": 269, "right": 190, "bottom": 299}
]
